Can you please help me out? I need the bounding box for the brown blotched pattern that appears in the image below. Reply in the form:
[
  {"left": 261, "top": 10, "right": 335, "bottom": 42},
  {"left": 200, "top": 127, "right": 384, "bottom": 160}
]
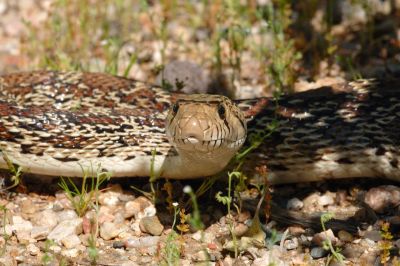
[
  {"left": 1, "top": 71, "right": 400, "bottom": 182},
  {"left": 237, "top": 79, "right": 400, "bottom": 183},
  {"left": 0, "top": 71, "right": 174, "bottom": 165}
]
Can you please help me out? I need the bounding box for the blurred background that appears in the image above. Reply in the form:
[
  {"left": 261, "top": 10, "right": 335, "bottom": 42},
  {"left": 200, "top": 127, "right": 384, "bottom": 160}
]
[{"left": 0, "top": 0, "right": 399, "bottom": 98}]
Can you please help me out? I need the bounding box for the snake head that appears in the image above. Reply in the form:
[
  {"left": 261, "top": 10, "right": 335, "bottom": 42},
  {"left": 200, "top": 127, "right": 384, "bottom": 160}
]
[{"left": 165, "top": 94, "right": 247, "bottom": 163}]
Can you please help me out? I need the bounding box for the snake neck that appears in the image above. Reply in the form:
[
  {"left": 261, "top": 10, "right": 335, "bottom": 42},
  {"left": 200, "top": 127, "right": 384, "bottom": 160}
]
[{"left": 161, "top": 149, "right": 233, "bottom": 178}]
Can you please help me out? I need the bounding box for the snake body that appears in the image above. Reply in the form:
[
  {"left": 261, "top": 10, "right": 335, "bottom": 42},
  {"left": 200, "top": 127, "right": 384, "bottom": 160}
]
[{"left": 1, "top": 71, "right": 400, "bottom": 184}]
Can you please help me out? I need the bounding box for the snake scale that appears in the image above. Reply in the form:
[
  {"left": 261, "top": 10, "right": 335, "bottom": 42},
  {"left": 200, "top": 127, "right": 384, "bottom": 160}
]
[{"left": 1, "top": 70, "right": 400, "bottom": 184}]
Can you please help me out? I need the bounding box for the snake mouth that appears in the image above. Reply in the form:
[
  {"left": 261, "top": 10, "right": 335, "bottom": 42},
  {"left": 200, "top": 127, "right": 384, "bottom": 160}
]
[{"left": 176, "top": 137, "right": 246, "bottom": 151}]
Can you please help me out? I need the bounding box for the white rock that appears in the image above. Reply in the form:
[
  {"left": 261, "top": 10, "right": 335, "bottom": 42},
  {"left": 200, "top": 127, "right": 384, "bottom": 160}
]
[
  {"left": 61, "top": 248, "right": 79, "bottom": 258},
  {"left": 286, "top": 198, "right": 304, "bottom": 210},
  {"left": 58, "top": 210, "right": 78, "bottom": 221},
  {"left": 312, "top": 229, "right": 338, "bottom": 246},
  {"left": 100, "top": 222, "right": 122, "bottom": 240},
  {"left": 318, "top": 194, "right": 335, "bottom": 206},
  {"left": 27, "top": 243, "right": 40, "bottom": 256},
  {"left": 32, "top": 209, "right": 58, "bottom": 229},
  {"left": 48, "top": 218, "right": 83, "bottom": 243},
  {"left": 99, "top": 191, "right": 120, "bottom": 206},
  {"left": 124, "top": 196, "right": 153, "bottom": 219},
  {"left": 12, "top": 216, "right": 33, "bottom": 232},
  {"left": 61, "top": 234, "right": 81, "bottom": 249},
  {"left": 98, "top": 184, "right": 123, "bottom": 207},
  {"left": 124, "top": 201, "right": 141, "bottom": 219},
  {"left": 31, "top": 226, "right": 51, "bottom": 240},
  {"left": 125, "top": 236, "right": 160, "bottom": 248}
]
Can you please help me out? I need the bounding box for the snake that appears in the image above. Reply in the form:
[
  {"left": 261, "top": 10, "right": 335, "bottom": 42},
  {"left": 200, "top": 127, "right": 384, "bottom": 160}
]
[{"left": 0, "top": 70, "right": 400, "bottom": 185}]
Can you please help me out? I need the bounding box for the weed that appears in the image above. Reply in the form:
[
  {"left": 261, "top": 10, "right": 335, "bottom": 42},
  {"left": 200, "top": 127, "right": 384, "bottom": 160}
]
[
  {"left": 379, "top": 221, "right": 393, "bottom": 265},
  {"left": 336, "top": 55, "right": 363, "bottom": 80},
  {"left": 258, "top": 2, "right": 302, "bottom": 92},
  {"left": 0, "top": 205, "right": 10, "bottom": 257},
  {"left": 58, "top": 165, "right": 111, "bottom": 217},
  {"left": 176, "top": 208, "right": 190, "bottom": 234},
  {"left": 1, "top": 151, "right": 23, "bottom": 190},
  {"left": 159, "top": 202, "right": 183, "bottom": 266},
  {"left": 216, "top": 171, "right": 242, "bottom": 257},
  {"left": 320, "top": 212, "right": 345, "bottom": 265},
  {"left": 87, "top": 234, "right": 99, "bottom": 264},
  {"left": 41, "top": 239, "right": 56, "bottom": 265},
  {"left": 160, "top": 230, "right": 181, "bottom": 266},
  {"left": 183, "top": 186, "right": 204, "bottom": 231},
  {"left": 22, "top": 0, "right": 140, "bottom": 73}
]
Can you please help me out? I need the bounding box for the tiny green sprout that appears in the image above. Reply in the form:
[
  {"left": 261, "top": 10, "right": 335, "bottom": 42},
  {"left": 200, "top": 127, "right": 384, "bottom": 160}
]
[
  {"left": 0, "top": 205, "right": 10, "bottom": 257},
  {"left": 1, "top": 151, "right": 23, "bottom": 190},
  {"left": 184, "top": 186, "right": 204, "bottom": 231},
  {"left": 320, "top": 212, "right": 345, "bottom": 265}
]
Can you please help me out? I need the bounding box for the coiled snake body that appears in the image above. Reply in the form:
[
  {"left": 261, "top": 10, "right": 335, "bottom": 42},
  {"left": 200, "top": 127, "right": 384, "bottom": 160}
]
[{"left": 1, "top": 71, "right": 400, "bottom": 184}]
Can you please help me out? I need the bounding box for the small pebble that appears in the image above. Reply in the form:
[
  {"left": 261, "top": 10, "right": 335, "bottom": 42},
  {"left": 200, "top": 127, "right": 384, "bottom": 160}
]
[
  {"left": 61, "top": 234, "right": 81, "bottom": 249},
  {"left": 233, "top": 223, "right": 248, "bottom": 237},
  {"left": 363, "top": 230, "right": 382, "bottom": 242},
  {"left": 286, "top": 198, "right": 304, "bottom": 210},
  {"left": 100, "top": 222, "right": 122, "bottom": 240},
  {"left": 48, "top": 218, "right": 83, "bottom": 243},
  {"left": 27, "top": 243, "right": 40, "bottom": 256},
  {"left": 113, "top": 241, "right": 125, "bottom": 249},
  {"left": 12, "top": 216, "right": 33, "bottom": 233},
  {"left": 52, "top": 201, "right": 64, "bottom": 212},
  {"left": 342, "top": 245, "right": 363, "bottom": 259},
  {"left": 139, "top": 216, "right": 164, "bottom": 236},
  {"left": 288, "top": 226, "right": 305, "bottom": 236},
  {"left": 124, "top": 196, "right": 153, "bottom": 219},
  {"left": 318, "top": 194, "right": 335, "bottom": 206},
  {"left": 58, "top": 210, "right": 78, "bottom": 221},
  {"left": 299, "top": 234, "right": 312, "bottom": 247},
  {"left": 338, "top": 230, "right": 354, "bottom": 242},
  {"left": 31, "top": 226, "right": 51, "bottom": 240},
  {"left": 98, "top": 184, "right": 123, "bottom": 206},
  {"left": 310, "top": 247, "right": 328, "bottom": 259},
  {"left": 284, "top": 238, "right": 299, "bottom": 250},
  {"left": 364, "top": 185, "right": 400, "bottom": 213},
  {"left": 20, "top": 199, "right": 37, "bottom": 214},
  {"left": 32, "top": 209, "right": 58, "bottom": 229},
  {"left": 312, "top": 229, "right": 338, "bottom": 246},
  {"left": 61, "top": 248, "right": 79, "bottom": 258}
]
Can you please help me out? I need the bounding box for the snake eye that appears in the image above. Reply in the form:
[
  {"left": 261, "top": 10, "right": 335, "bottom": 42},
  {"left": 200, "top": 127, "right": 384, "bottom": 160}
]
[
  {"left": 172, "top": 103, "right": 179, "bottom": 114},
  {"left": 217, "top": 104, "right": 226, "bottom": 119}
]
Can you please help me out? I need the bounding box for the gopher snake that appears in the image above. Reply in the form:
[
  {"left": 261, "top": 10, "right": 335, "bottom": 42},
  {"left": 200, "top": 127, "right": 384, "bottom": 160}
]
[{"left": 0, "top": 71, "right": 400, "bottom": 184}]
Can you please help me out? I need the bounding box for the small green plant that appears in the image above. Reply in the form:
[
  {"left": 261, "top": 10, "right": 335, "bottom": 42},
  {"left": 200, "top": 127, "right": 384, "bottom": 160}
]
[
  {"left": 1, "top": 151, "right": 23, "bottom": 190},
  {"left": 379, "top": 221, "right": 393, "bottom": 265},
  {"left": 256, "top": 2, "right": 302, "bottom": 92},
  {"left": 159, "top": 203, "right": 182, "bottom": 266},
  {"left": 41, "top": 239, "right": 56, "bottom": 265},
  {"left": 183, "top": 186, "right": 204, "bottom": 231},
  {"left": 161, "top": 230, "right": 181, "bottom": 266},
  {"left": 58, "top": 165, "right": 111, "bottom": 217},
  {"left": 0, "top": 205, "right": 10, "bottom": 257},
  {"left": 215, "top": 171, "right": 242, "bottom": 257},
  {"left": 320, "top": 213, "right": 345, "bottom": 265},
  {"left": 87, "top": 234, "right": 99, "bottom": 264}
]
